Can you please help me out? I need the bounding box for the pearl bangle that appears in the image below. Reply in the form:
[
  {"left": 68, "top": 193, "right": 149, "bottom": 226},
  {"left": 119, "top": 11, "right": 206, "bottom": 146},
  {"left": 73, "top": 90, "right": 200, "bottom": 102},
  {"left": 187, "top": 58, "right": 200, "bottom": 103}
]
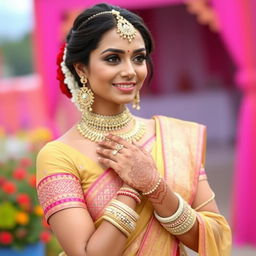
[
  {"left": 142, "top": 177, "right": 162, "bottom": 196},
  {"left": 154, "top": 193, "right": 184, "bottom": 223}
]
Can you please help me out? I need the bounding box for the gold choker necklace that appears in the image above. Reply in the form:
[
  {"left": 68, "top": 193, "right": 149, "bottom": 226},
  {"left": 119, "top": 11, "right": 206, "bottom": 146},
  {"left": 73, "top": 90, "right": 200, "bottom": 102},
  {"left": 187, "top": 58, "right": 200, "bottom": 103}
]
[
  {"left": 81, "top": 107, "right": 133, "bottom": 132},
  {"left": 77, "top": 108, "right": 145, "bottom": 142}
]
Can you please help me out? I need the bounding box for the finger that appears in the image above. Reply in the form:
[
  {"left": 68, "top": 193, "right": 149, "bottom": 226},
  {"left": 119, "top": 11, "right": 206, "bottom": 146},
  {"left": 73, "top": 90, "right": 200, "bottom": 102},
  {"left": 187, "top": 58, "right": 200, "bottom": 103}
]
[
  {"left": 98, "top": 157, "right": 119, "bottom": 171},
  {"left": 98, "top": 139, "right": 126, "bottom": 150},
  {"left": 106, "top": 134, "right": 134, "bottom": 149},
  {"left": 96, "top": 147, "right": 119, "bottom": 161}
]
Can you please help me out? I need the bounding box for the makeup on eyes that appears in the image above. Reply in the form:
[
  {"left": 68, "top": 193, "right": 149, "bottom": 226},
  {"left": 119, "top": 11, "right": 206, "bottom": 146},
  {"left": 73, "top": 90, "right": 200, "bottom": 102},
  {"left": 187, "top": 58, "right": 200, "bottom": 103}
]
[{"left": 101, "top": 47, "right": 146, "bottom": 55}]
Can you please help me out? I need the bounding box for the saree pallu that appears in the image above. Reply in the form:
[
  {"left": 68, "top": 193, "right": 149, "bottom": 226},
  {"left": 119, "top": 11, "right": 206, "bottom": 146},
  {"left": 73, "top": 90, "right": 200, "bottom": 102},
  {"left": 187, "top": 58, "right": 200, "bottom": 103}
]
[
  {"left": 85, "top": 116, "right": 231, "bottom": 255},
  {"left": 37, "top": 116, "right": 231, "bottom": 255}
]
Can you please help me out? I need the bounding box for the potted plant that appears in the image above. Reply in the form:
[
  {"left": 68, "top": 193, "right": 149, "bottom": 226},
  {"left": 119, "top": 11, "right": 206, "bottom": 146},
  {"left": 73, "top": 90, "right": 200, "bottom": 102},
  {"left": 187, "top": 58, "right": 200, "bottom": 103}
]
[{"left": 0, "top": 128, "right": 52, "bottom": 256}]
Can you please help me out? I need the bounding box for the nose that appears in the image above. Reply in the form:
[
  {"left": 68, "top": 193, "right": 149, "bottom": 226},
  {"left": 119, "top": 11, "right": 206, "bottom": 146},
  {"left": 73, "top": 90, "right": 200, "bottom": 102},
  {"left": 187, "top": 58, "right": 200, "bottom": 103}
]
[{"left": 120, "top": 60, "right": 136, "bottom": 79}]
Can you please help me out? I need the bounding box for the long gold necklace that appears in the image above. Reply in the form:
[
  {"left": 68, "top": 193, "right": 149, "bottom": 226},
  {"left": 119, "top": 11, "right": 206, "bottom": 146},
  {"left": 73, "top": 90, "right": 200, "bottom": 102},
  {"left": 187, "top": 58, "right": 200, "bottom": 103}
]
[{"left": 77, "top": 108, "right": 145, "bottom": 142}]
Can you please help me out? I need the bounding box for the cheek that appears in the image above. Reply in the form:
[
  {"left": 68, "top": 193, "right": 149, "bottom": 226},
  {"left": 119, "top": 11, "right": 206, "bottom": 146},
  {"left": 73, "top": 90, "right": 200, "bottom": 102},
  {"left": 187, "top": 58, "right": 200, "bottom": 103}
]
[{"left": 138, "top": 65, "right": 148, "bottom": 81}]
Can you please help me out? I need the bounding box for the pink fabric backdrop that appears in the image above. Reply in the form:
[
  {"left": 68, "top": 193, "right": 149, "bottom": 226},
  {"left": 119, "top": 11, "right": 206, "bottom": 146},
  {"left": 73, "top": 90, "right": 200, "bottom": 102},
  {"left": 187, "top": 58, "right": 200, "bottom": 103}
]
[
  {"left": 212, "top": 0, "right": 256, "bottom": 245},
  {"left": 33, "top": 0, "right": 256, "bottom": 246},
  {"left": 0, "top": 75, "right": 48, "bottom": 132}
]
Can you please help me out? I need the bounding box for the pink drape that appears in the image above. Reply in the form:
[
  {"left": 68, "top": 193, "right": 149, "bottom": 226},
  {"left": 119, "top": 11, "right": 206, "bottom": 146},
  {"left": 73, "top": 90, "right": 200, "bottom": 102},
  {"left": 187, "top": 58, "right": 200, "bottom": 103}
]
[{"left": 211, "top": 0, "right": 256, "bottom": 245}]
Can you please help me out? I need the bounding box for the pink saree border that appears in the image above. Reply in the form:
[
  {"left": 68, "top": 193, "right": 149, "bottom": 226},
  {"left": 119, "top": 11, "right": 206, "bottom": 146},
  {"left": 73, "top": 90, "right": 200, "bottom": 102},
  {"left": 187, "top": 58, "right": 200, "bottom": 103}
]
[
  {"left": 136, "top": 217, "right": 155, "bottom": 256},
  {"left": 37, "top": 172, "right": 86, "bottom": 221},
  {"left": 37, "top": 171, "right": 79, "bottom": 188},
  {"left": 196, "top": 213, "right": 207, "bottom": 256},
  {"left": 189, "top": 124, "right": 205, "bottom": 205},
  {"left": 84, "top": 168, "right": 111, "bottom": 199},
  {"left": 84, "top": 135, "right": 156, "bottom": 200},
  {"left": 84, "top": 135, "right": 156, "bottom": 221}
]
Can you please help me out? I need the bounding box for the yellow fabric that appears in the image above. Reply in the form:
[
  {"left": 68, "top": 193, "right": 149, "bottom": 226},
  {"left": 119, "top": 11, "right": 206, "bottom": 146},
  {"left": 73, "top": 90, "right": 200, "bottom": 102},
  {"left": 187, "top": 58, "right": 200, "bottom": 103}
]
[
  {"left": 197, "top": 211, "right": 232, "bottom": 256},
  {"left": 36, "top": 116, "right": 231, "bottom": 256},
  {"left": 36, "top": 140, "right": 105, "bottom": 190}
]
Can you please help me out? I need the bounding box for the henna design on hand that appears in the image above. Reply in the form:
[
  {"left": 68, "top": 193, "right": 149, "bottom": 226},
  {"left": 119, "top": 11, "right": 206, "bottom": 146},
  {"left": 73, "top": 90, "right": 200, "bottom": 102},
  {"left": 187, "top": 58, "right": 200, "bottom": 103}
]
[
  {"left": 128, "top": 154, "right": 159, "bottom": 192},
  {"left": 148, "top": 180, "right": 168, "bottom": 205}
]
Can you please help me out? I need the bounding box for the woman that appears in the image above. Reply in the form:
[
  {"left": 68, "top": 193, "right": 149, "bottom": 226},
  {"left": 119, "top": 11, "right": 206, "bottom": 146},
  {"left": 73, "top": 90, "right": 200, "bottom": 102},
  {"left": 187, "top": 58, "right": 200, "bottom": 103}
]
[{"left": 36, "top": 3, "right": 231, "bottom": 256}]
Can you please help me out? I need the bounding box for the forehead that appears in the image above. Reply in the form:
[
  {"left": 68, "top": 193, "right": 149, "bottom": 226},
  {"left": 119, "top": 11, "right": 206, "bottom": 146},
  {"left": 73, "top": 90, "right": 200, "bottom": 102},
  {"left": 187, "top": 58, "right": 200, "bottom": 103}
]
[{"left": 95, "top": 28, "right": 145, "bottom": 52}]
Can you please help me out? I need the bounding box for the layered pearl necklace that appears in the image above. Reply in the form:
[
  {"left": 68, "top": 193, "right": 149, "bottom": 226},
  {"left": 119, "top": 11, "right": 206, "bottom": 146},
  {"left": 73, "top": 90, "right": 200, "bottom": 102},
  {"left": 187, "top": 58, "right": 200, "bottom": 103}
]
[{"left": 77, "top": 107, "right": 145, "bottom": 142}]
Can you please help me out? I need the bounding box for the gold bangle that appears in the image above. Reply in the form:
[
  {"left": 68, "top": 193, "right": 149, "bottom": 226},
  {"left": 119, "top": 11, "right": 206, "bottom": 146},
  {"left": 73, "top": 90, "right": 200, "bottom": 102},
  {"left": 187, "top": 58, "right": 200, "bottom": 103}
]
[
  {"left": 194, "top": 192, "right": 215, "bottom": 211},
  {"left": 110, "top": 199, "right": 139, "bottom": 220},
  {"left": 105, "top": 206, "right": 136, "bottom": 230},
  {"left": 102, "top": 215, "right": 130, "bottom": 237}
]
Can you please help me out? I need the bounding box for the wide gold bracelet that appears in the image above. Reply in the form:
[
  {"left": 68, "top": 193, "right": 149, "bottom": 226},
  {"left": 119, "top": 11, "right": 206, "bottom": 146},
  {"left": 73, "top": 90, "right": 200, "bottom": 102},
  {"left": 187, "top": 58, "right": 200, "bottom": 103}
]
[
  {"left": 102, "top": 199, "right": 139, "bottom": 237},
  {"left": 105, "top": 206, "right": 136, "bottom": 231},
  {"left": 102, "top": 215, "right": 130, "bottom": 237},
  {"left": 110, "top": 199, "right": 139, "bottom": 221}
]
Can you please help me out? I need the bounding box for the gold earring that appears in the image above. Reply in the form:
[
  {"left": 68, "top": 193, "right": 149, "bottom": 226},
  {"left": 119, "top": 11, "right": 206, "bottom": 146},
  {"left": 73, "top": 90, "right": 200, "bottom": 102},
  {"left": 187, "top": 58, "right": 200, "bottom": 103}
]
[
  {"left": 76, "top": 75, "right": 94, "bottom": 112},
  {"left": 132, "top": 91, "right": 140, "bottom": 110}
]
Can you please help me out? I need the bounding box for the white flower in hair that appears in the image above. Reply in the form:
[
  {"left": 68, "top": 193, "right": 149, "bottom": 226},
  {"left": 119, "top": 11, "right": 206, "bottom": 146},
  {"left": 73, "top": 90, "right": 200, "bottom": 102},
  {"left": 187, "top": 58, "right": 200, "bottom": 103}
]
[{"left": 60, "top": 46, "right": 81, "bottom": 110}]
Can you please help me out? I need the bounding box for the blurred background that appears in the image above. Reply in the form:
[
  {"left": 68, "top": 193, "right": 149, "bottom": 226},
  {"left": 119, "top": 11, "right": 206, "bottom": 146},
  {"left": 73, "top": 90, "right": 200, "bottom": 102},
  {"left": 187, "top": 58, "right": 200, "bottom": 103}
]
[{"left": 0, "top": 0, "right": 256, "bottom": 255}]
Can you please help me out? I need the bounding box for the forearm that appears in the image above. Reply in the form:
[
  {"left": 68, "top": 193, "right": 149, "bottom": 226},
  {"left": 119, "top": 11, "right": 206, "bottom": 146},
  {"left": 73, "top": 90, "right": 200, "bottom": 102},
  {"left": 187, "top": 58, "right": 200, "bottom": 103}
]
[
  {"left": 86, "top": 195, "right": 137, "bottom": 256},
  {"left": 148, "top": 180, "right": 199, "bottom": 252}
]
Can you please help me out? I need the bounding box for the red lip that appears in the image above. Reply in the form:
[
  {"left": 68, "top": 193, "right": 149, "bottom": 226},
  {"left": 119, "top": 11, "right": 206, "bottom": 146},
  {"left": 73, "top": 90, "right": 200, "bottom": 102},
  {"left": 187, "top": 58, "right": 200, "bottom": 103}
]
[{"left": 112, "top": 82, "right": 136, "bottom": 85}]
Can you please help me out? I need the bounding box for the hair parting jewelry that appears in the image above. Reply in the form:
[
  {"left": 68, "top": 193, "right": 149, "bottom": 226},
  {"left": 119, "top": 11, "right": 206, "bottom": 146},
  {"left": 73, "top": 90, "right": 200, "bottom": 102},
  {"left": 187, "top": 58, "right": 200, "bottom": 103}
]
[{"left": 85, "top": 10, "right": 136, "bottom": 42}]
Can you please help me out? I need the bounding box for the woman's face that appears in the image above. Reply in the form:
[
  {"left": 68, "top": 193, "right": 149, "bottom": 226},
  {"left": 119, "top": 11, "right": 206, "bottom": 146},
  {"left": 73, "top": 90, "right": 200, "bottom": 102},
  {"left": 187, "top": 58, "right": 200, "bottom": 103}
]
[{"left": 79, "top": 28, "right": 148, "bottom": 114}]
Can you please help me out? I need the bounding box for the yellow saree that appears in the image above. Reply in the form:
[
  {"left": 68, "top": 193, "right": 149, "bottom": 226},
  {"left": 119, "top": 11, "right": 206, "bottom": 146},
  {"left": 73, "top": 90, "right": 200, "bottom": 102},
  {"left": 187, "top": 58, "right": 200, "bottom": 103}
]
[{"left": 36, "top": 116, "right": 231, "bottom": 255}]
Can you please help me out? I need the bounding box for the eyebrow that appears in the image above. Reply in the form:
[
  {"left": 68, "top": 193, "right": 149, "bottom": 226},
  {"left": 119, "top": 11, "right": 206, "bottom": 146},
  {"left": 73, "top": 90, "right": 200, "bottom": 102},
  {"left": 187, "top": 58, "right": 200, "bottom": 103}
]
[{"left": 101, "top": 48, "right": 146, "bottom": 55}]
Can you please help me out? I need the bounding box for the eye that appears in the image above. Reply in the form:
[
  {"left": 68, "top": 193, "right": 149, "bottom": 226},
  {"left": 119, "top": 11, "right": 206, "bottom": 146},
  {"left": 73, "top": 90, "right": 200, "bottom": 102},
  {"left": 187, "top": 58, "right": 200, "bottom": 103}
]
[
  {"left": 105, "top": 55, "right": 120, "bottom": 64},
  {"left": 133, "top": 54, "right": 147, "bottom": 64}
]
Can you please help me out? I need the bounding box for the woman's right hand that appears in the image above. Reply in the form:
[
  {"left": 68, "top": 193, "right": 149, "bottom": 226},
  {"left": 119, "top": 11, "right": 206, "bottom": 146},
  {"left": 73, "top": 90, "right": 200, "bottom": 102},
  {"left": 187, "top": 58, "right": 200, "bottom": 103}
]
[{"left": 97, "top": 134, "right": 160, "bottom": 194}]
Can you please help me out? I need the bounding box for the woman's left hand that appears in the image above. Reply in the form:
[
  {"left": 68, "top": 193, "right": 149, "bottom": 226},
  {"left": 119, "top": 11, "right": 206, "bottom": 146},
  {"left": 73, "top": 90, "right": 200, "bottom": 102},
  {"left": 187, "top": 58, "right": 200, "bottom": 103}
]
[{"left": 96, "top": 134, "right": 160, "bottom": 193}]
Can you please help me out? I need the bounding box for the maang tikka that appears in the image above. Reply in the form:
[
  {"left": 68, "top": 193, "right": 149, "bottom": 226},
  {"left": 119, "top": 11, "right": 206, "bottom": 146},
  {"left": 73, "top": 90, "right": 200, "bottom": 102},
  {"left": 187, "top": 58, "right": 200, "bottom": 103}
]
[
  {"left": 132, "top": 91, "right": 141, "bottom": 110},
  {"left": 76, "top": 76, "right": 94, "bottom": 112},
  {"left": 85, "top": 10, "right": 136, "bottom": 42}
]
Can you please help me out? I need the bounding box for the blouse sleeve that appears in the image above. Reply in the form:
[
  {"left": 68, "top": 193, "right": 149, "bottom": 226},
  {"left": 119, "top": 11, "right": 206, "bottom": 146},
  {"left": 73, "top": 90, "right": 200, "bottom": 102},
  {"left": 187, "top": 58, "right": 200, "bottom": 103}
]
[{"left": 36, "top": 142, "right": 86, "bottom": 222}]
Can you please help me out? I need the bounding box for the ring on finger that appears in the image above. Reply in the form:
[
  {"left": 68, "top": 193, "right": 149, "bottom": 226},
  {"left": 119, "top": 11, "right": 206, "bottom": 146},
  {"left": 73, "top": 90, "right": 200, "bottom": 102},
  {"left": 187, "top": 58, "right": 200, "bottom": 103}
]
[{"left": 111, "top": 143, "right": 124, "bottom": 156}]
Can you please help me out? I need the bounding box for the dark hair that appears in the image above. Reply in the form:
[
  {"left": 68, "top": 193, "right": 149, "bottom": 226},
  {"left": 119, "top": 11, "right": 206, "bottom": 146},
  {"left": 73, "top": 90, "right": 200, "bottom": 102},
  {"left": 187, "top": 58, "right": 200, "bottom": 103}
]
[{"left": 65, "top": 3, "right": 154, "bottom": 87}]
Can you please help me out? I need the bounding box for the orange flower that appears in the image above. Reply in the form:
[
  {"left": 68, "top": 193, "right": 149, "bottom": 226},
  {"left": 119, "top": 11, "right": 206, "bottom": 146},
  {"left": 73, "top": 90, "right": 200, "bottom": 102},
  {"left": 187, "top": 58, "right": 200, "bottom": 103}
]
[
  {"left": 16, "top": 212, "right": 29, "bottom": 225},
  {"left": 34, "top": 205, "right": 44, "bottom": 216},
  {"left": 2, "top": 181, "right": 16, "bottom": 194}
]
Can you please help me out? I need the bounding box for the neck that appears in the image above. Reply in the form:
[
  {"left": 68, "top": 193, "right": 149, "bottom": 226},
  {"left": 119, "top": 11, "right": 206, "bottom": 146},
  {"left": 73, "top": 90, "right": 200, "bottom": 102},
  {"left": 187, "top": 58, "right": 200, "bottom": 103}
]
[{"left": 91, "top": 102, "right": 127, "bottom": 116}]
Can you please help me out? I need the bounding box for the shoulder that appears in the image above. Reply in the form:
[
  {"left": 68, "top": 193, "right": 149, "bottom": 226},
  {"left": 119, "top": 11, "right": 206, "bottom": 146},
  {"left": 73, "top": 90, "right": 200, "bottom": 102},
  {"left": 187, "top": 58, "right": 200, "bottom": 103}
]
[
  {"left": 37, "top": 140, "right": 67, "bottom": 159},
  {"left": 36, "top": 140, "right": 77, "bottom": 170}
]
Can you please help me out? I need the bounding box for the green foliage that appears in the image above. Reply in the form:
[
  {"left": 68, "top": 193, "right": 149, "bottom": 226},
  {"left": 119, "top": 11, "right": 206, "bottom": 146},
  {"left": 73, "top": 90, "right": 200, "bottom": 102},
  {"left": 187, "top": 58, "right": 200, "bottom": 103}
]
[{"left": 0, "top": 33, "right": 34, "bottom": 76}]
